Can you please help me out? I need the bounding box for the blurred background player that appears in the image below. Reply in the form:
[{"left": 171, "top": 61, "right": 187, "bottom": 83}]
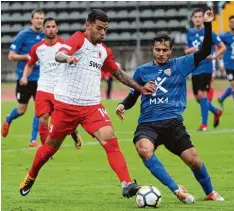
[
  {"left": 218, "top": 15, "right": 234, "bottom": 108},
  {"left": 101, "top": 62, "right": 121, "bottom": 99},
  {"left": 19, "top": 9, "right": 155, "bottom": 198},
  {"left": 116, "top": 8, "right": 224, "bottom": 202},
  {"left": 185, "top": 8, "right": 226, "bottom": 131},
  {"left": 1, "top": 9, "right": 45, "bottom": 147},
  {"left": 20, "top": 17, "right": 82, "bottom": 149}
]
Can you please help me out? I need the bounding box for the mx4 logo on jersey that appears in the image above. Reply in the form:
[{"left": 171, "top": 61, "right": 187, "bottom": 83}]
[{"left": 150, "top": 76, "right": 169, "bottom": 105}]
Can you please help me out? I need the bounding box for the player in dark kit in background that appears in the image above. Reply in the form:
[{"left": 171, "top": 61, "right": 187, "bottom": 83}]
[
  {"left": 116, "top": 8, "right": 224, "bottom": 203},
  {"left": 185, "top": 8, "right": 226, "bottom": 131},
  {"left": 1, "top": 9, "right": 45, "bottom": 147},
  {"left": 218, "top": 15, "right": 234, "bottom": 108}
]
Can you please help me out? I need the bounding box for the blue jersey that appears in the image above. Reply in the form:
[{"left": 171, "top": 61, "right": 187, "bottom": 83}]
[
  {"left": 131, "top": 54, "right": 195, "bottom": 124},
  {"left": 9, "top": 27, "right": 45, "bottom": 81},
  {"left": 186, "top": 27, "right": 221, "bottom": 76},
  {"left": 220, "top": 31, "right": 234, "bottom": 70}
]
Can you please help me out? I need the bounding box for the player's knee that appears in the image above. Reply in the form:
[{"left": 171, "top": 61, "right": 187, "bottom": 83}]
[
  {"left": 187, "top": 155, "right": 202, "bottom": 170},
  {"left": 197, "top": 91, "right": 207, "bottom": 99},
  {"left": 39, "top": 114, "right": 49, "bottom": 125},
  {"left": 136, "top": 146, "right": 154, "bottom": 160},
  {"left": 17, "top": 105, "right": 27, "bottom": 115}
]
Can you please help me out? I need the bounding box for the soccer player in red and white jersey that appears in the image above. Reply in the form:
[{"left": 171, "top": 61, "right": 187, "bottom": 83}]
[
  {"left": 20, "top": 9, "right": 155, "bottom": 198},
  {"left": 20, "top": 17, "right": 82, "bottom": 149}
]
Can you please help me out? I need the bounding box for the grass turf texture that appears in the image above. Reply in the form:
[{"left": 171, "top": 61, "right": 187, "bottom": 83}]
[{"left": 1, "top": 96, "right": 234, "bottom": 211}]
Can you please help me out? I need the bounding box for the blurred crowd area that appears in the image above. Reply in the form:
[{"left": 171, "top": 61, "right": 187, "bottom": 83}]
[{"left": 1, "top": 1, "right": 234, "bottom": 81}]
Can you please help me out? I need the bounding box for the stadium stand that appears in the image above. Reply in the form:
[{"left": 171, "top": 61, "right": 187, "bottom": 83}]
[{"left": 2, "top": 1, "right": 214, "bottom": 48}]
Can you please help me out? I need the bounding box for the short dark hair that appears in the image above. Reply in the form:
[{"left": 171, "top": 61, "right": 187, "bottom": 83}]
[
  {"left": 192, "top": 8, "right": 204, "bottom": 17},
  {"left": 229, "top": 15, "right": 234, "bottom": 21},
  {"left": 31, "top": 9, "right": 44, "bottom": 19},
  {"left": 87, "top": 9, "right": 109, "bottom": 23},
  {"left": 43, "top": 17, "right": 57, "bottom": 26},
  {"left": 152, "top": 31, "right": 173, "bottom": 48}
]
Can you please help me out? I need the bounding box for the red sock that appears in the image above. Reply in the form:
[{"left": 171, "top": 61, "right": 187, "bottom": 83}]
[
  {"left": 29, "top": 143, "right": 59, "bottom": 178},
  {"left": 39, "top": 124, "right": 48, "bottom": 145},
  {"left": 103, "top": 138, "right": 132, "bottom": 183},
  {"left": 207, "top": 87, "right": 214, "bottom": 102}
]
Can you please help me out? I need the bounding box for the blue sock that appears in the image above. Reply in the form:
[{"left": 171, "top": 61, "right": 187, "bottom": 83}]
[
  {"left": 232, "top": 90, "right": 234, "bottom": 99},
  {"left": 199, "top": 98, "right": 209, "bottom": 125},
  {"left": 208, "top": 102, "right": 218, "bottom": 115},
  {"left": 143, "top": 154, "right": 178, "bottom": 193},
  {"left": 30, "top": 115, "right": 39, "bottom": 142},
  {"left": 219, "top": 87, "right": 232, "bottom": 101},
  {"left": 6, "top": 107, "right": 21, "bottom": 124},
  {"left": 192, "top": 163, "right": 213, "bottom": 195}
]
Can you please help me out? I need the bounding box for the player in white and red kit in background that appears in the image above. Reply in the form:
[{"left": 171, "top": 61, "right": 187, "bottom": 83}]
[
  {"left": 20, "top": 9, "right": 155, "bottom": 198},
  {"left": 20, "top": 17, "right": 82, "bottom": 149}
]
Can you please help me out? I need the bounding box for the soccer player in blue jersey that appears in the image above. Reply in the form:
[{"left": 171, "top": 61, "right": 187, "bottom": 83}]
[
  {"left": 1, "top": 9, "right": 45, "bottom": 147},
  {"left": 116, "top": 8, "right": 224, "bottom": 203},
  {"left": 185, "top": 8, "right": 226, "bottom": 131},
  {"left": 218, "top": 15, "right": 234, "bottom": 108}
]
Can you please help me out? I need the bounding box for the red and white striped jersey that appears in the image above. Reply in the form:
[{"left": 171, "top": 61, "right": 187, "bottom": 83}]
[
  {"left": 28, "top": 37, "right": 64, "bottom": 94},
  {"left": 54, "top": 31, "right": 118, "bottom": 106}
]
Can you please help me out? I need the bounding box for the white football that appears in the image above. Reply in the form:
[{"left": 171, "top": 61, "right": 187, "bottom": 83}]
[{"left": 136, "top": 186, "right": 162, "bottom": 208}]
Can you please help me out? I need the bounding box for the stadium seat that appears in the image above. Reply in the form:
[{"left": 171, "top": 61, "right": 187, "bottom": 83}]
[
  {"left": 155, "top": 20, "right": 167, "bottom": 28},
  {"left": 11, "top": 24, "right": 23, "bottom": 32},
  {"left": 141, "top": 9, "right": 154, "bottom": 18},
  {"left": 57, "top": 12, "right": 70, "bottom": 20},
  {"left": 23, "top": 2, "right": 37, "bottom": 10},
  {"left": 68, "top": 1, "right": 87, "bottom": 9},
  {"left": 10, "top": 2, "right": 23, "bottom": 10},
  {"left": 60, "top": 23, "right": 70, "bottom": 31},
  {"left": 43, "top": 1, "right": 57, "bottom": 9},
  {"left": 178, "top": 8, "right": 189, "bottom": 17},
  {"left": 116, "top": 10, "right": 129, "bottom": 18},
  {"left": 61, "top": 33, "right": 70, "bottom": 40},
  {"left": 70, "top": 23, "right": 82, "bottom": 30},
  {"left": 1, "top": 2, "right": 9, "bottom": 11},
  {"left": 118, "top": 21, "right": 131, "bottom": 29},
  {"left": 46, "top": 11, "right": 57, "bottom": 18},
  {"left": 142, "top": 20, "right": 155, "bottom": 28},
  {"left": 56, "top": 1, "right": 68, "bottom": 9},
  {"left": 108, "top": 22, "right": 119, "bottom": 30},
  {"left": 167, "top": 20, "right": 180, "bottom": 28},
  {"left": 2, "top": 35, "right": 13, "bottom": 43},
  {"left": 128, "top": 10, "right": 137, "bottom": 18},
  {"left": 154, "top": 9, "right": 164, "bottom": 17},
  {"left": 1, "top": 25, "right": 10, "bottom": 33},
  {"left": 166, "top": 9, "right": 177, "bottom": 17}
]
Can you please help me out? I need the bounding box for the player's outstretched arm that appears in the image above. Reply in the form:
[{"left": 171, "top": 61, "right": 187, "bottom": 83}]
[
  {"left": 8, "top": 50, "right": 28, "bottom": 61},
  {"left": 55, "top": 51, "right": 79, "bottom": 64},
  {"left": 112, "top": 69, "right": 155, "bottom": 95},
  {"left": 194, "top": 8, "right": 214, "bottom": 67},
  {"left": 19, "top": 64, "right": 34, "bottom": 86}
]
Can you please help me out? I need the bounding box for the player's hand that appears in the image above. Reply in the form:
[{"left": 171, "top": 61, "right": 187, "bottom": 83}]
[
  {"left": 207, "top": 55, "right": 216, "bottom": 60},
  {"left": 116, "top": 104, "right": 125, "bottom": 121},
  {"left": 67, "top": 56, "right": 79, "bottom": 65},
  {"left": 141, "top": 81, "right": 156, "bottom": 95},
  {"left": 19, "top": 77, "right": 28, "bottom": 86},
  {"left": 204, "top": 8, "right": 214, "bottom": 22}
]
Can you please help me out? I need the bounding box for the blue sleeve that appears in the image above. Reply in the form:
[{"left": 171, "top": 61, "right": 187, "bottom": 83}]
[
  {"left": 212, "top": 32, "right": 222, "bottom": 46},
  {"left": 129, "top": 67, "right": 144, "bottom": 95},
  {"left": 186, "top": 31, "right": 192, "bottom": 47},
  {"left": 9, "top": 31, "right": 24, "bottom": 53},
  {"left": 219, "top": 33, "right": 226, "bottom": 44},
  {"left": 177, "top": 53, "right": 195, "bottom": 76}
]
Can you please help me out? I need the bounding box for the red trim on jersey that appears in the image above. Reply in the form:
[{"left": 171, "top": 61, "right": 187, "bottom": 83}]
[
  {"left": 27, "top": 40, "right": 44, "bottom": 66},
  {"left": 59, "top": 31, "right": 85, "bottom": 55},
  {"left": 27, "top": 37, "right": 64, "bottom": 66},
  {"left": 101, "top": 44, "right": 119, "bottom": 73}
]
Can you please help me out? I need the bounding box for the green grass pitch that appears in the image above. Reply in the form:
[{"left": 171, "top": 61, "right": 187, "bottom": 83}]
[{"left": 1, "top": 99, "right": 234, "bottom": 211}]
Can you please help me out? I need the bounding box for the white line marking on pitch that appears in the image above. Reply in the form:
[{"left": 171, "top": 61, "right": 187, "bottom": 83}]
[{"left": 2, "top": 129, "right": 233, "bottom": 153}]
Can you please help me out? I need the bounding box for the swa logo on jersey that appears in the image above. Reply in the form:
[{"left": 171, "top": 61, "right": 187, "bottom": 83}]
[{"left": 89, "top": 61, "right": 101, "bottom": 69}]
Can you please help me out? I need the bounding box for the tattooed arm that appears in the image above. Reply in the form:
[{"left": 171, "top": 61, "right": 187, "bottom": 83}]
[{"left": 112, "top": 69, "right": 155, "bottom": 95}]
